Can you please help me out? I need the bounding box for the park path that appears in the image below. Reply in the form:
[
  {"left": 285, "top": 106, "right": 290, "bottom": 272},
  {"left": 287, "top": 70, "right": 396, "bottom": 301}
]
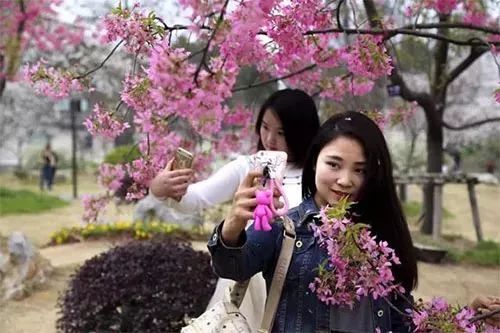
[{"left": 0, "top": 238, "right": 498, "bottom": 333}]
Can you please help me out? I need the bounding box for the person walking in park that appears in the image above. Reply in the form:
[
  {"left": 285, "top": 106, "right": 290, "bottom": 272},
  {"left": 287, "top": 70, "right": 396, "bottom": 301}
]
[
  {"left": 40, "top": 143, "right": 57, "bottom": 191},
  {"left": 149, "top": 88, "right": 320, "bottom": 331},
  {"left": 208, "top": 111, "right": 418, "bottom": 332}
]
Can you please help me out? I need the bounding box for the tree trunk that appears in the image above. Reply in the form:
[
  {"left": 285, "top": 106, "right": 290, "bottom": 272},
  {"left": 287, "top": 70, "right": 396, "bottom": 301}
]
[{"left": 422, "top": 111, "right": 444, "bottom": 234}]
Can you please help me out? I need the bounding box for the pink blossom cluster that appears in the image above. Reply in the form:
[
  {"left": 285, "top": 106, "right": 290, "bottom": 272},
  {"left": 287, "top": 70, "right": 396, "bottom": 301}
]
[
  {"left": 82, "top": 194, "right": 111, "bottom": 224},
  {"left": 98, "top": 164, "right": 126, "bottom": 193},
  {"left": 423, "top": 0, "right": 459, "bottom": 14},
  {"left": 462, "top": 0, "right": 488, "bottom": 25},
  {"left": 409, "top": 297, "right": 497, "bottom": 333},
  {"left": 309, "top": 205, "right": 404, "bottom": 308},
  {"left": 361, "top": 110, "right": 388, "bottom": 130},
  {"left": 100, "top": 3, "right": 160, "bottom": 53},
  {"left": 178, "top": 0, "right": 226, "bottom": 27},
  {"left": 23, "top": 61, "right": 85, "bottom": 100},
  {"left": 83, "top": 104, "right": 130, "bottom": 140},
  {"left": 387, "top": 102, "right": 419, "bottom": 126},
  {"left": 341, "top": 36, "right": 393, "bottom": 81},
  {"left": 125, "top": 157, "right": 160, "bottom": 201},
  {"left": 495, "top": 88, "right": 500, "bottom": 104},
  {"left": 219, "top": 0, "right": 270, "bottom": 66},
  {"left": 147, "top": 40, "right": 238, "bottom": 136}
]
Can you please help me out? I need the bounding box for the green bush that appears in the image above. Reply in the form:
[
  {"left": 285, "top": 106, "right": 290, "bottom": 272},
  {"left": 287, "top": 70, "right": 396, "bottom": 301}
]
[
  {"left": 13, "top": 169, "right": 29, "bottom": 180},
  {"left": 0, "top": 187, "right": 68, "bottom": 215},
  {"left": 104, "top": 145, "right": 141, "bottom": 165},
  {"left": 458, "top": 241, "right": 500, "bottom": 266}
]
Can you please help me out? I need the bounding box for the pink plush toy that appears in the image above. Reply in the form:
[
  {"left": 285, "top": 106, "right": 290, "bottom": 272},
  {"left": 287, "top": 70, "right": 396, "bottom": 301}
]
[{"left": 253, "top": 189, "right": 274, "bottom": 231}]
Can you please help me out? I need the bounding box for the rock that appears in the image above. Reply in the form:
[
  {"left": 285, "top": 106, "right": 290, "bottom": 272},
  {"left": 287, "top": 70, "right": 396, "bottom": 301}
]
[
  {"left": 0, "top": 233, "right": 53, "bottom": 302},
  {"left": 133, "top": 194, "right": 203, "bottom": 228},
  {"left": 8, "top": 232, "right": 34, "bottom": 263}
]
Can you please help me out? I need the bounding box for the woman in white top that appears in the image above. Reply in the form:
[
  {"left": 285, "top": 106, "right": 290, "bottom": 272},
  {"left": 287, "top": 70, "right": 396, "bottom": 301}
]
[{"left": 150, "top": 88, "right": 320, "bottom": 331}]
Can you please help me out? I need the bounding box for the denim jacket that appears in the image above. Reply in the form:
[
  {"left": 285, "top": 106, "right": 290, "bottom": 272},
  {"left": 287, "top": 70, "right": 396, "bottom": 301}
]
[{"left": 208, "top": 197, "right": 414, "bottom": 333}]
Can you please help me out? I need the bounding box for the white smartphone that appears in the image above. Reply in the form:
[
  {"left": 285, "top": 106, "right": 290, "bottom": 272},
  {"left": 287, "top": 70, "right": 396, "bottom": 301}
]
[{"left": 251, "top": 150, "right": 288, "bottom": 181}]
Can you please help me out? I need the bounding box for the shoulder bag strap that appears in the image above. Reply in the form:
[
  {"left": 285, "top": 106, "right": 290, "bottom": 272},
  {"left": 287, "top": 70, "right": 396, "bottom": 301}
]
[{"left": 258, "top": 215, "right": 296, "bottom": 333}]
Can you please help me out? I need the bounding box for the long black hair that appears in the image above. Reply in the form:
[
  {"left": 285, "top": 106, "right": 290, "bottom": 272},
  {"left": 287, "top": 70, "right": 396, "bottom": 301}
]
[
  {"left": 255, "top": 89, "right": 320, "bottom": 168},
  {"left": 302, "top": 111, "right": 418, "bottom": 291}
]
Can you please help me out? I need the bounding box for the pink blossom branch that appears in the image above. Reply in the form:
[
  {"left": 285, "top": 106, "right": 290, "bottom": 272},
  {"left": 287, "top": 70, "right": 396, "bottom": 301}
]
[{"left": 349, "top": 233, "right": 418, "bottom": 314}]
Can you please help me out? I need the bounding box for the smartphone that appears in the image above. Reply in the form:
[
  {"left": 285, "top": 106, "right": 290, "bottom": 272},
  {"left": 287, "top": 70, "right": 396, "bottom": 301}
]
[
  {"left": 251, "top": 150, "right": 288, "bottom": 180},
  {"left": 172, "top": 147, "right": 194, "bottom": 170}
]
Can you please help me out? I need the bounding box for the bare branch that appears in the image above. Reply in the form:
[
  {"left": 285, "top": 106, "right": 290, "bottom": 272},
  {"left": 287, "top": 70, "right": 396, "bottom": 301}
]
[
  {"left": 75, "top": 39, "right": 124, "bottom": 79},
  {"left": 231, "top": 64, "right": 317, "bottom": 92},
  {"left": 442, "top": 117, "right": 500, "bottom": 130},
  {"left": 336, "top": 0, "right": 345, "bottom": 31},
  {"left": 445, "top": 45, "right": 489, "bottom": 87},
  {"left": 304, "top": 27, "right": 498, "bottom": 47},
  {"left": 193, "top": 0, "right": 230, "bottom": 85},
  {"left": 400, "top": 22, "right": 500, "bottom": 35}
]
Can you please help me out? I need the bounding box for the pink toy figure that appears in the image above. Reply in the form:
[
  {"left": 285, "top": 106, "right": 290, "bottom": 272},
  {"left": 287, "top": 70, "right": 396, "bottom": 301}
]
[{"left": 253, "top": 189, "right": 273, "bottom": 231}]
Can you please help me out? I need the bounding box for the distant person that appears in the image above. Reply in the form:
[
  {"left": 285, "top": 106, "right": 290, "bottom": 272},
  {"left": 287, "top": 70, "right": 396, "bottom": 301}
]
[
  {"left": 40, "top": 143, "right": 56, "bottom": 191},
  {"left": 485, "top": 160, "right": 496, "bottom": 174}
]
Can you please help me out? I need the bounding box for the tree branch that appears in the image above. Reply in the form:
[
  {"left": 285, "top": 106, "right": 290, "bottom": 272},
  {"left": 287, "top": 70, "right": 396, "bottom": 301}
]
[
  {"left": 193, "top": 0, "right": 230, "bottom": 86},
  {"left": 431, "top": 14, "right": 450, "bottom": 106},
  {"left": 336, "top": 0, "right": 345, "bottom": 31},
  {"left": 445, "top": 45, "right": 489, "bottom": 87},
  {"left": 400, "top": 22, "right": 500, "bottom": 35},
  {"left": 442, "top": 117, "right": 500, "bottom": 130},
  {"left": 1, "top": 0, "right": 27, "bottom": 99},
  {"left": 74, "top": 39, "right": 124, "bottom": 79},
  {"left": 231, "top": 64, "right": 317, "bottom": 92},
  {"left": 304, "top": 27, "right": 498, "bottom": 47}
]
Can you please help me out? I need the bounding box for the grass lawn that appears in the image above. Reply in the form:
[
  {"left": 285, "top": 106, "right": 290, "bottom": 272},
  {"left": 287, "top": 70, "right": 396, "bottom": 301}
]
[{"left": 0, "top": 187, "right": 69, "bottom": 215}]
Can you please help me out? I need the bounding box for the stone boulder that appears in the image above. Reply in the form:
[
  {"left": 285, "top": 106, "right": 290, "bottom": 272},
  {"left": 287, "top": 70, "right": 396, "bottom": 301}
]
[
  {"left": 0, "top": 232, "right": 53, "bottom": 302},
  {"left": 133, "top": 194, "right": 203, "bottom": 227}
]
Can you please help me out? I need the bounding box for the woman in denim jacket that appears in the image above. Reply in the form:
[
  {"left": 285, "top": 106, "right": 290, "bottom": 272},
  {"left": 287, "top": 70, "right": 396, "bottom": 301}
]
[{"left": 208, "top": 111, "right": 418, "bottom": 332}]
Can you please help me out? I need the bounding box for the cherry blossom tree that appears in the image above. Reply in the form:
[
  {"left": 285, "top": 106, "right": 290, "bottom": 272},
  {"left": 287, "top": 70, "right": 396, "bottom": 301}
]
[
  {"left": 0, "top": 0, "right": 84, "bottom": 99},
  {"left": 22, "top": 0, "right": 500, "bottom": 229}
]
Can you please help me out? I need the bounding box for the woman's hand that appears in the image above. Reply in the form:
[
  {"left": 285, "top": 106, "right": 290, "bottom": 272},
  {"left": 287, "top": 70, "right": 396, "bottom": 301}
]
[
  {"left": 221, "top": 170, "right": 283, "bottom": 246},
  {"left": 150, "top": 159, "right": 193, "bottom": 201},
  {"left": 471, "top": 295, "right": 500, "bottom": 327},
  {"left": 221, "top": 170, "right": 262, "bottom": 246}
]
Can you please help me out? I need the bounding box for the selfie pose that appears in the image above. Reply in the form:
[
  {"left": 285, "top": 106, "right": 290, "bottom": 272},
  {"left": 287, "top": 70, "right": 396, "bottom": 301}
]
[
  {"left": 208, "top": 111, "right": 418, "bottom": 332},
  {"left": 150, "top": 88, "right": 320, "bottom": 331}
]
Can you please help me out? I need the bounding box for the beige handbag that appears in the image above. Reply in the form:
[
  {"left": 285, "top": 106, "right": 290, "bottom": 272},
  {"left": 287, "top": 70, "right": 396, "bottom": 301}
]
[{"left": 181, "top": 216, "right": 296, "bottom": 333}]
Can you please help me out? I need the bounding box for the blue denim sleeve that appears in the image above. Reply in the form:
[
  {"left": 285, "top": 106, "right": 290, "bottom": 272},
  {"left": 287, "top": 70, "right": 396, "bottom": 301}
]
[
  {"left": 390, "top": 292, "right": 414, "bottom": 332},
  {"left": 207, "top": 220, "right": 283, "bottom": 281}
]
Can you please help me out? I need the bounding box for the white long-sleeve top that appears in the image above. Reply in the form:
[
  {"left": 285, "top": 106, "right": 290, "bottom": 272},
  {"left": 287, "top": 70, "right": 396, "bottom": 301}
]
[{"left": 152, "top": 155, "right": 303, "bottom": 214}]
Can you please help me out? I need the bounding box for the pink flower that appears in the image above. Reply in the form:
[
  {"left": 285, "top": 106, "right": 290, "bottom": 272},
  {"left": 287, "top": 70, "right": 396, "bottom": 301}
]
[
  {"left": 98, "top": 164, "right": 126, "bottom": 193},
  {"left": 310, "top": 203, "right": 404, "bottom": 308},
  {"left": 82, "top": 194, "right": 111, "bottom": 224},
  {"left": 83, "top": 104, "right": 130, "bottom": 139},
  {"left": 23, "top": 61, "right": 86, "bottom": 100}
]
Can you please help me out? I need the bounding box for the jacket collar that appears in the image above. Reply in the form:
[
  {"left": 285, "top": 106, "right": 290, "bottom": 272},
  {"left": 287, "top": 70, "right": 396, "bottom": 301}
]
[{"left": 297, "top": 196, "right": 320, "bottom": 226}]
